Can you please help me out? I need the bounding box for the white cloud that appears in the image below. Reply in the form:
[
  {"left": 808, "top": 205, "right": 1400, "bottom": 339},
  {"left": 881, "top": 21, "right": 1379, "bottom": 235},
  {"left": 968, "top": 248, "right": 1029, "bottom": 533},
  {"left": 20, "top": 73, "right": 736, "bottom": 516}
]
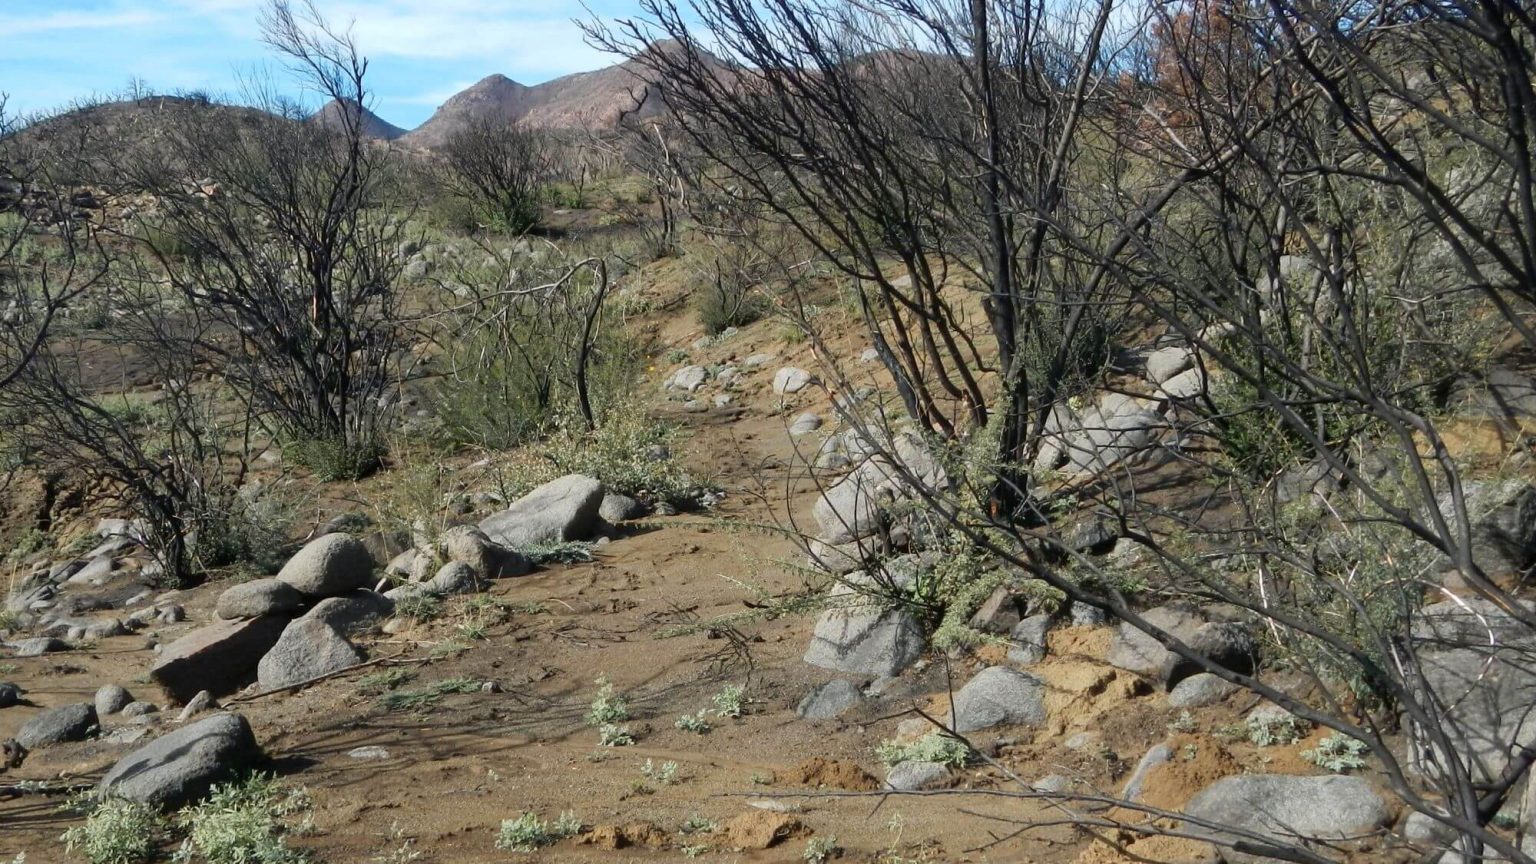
[{"left": 0, "top": 9, "right": 162, "bottom": 35}]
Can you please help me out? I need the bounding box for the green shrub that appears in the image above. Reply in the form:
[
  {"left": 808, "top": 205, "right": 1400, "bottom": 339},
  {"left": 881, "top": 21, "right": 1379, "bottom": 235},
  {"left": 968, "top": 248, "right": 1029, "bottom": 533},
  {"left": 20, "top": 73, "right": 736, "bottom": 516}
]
[
  {"left": 584, "top": 676, "right": 629, "bottom": 725},
  {"left": 61, "top": 796, "right": 162, "bottom": 864},
  {"left": 288, "top": 437, "right": 385, "bottom": 482},
  {"left": 494, "top": 811, "right": 580, "bottom": 852},
  {"left": 1302, "top": 732, "right": 1369, "bottom": 772},
  {"left": 875, "top": 731, "right": 971, "bottom": 768},
  {"left": 175, "top": 773, "right": 310, "bottom": 864},
  {"left": 491, "top": 407, "right": 712, "bottom": 508}
]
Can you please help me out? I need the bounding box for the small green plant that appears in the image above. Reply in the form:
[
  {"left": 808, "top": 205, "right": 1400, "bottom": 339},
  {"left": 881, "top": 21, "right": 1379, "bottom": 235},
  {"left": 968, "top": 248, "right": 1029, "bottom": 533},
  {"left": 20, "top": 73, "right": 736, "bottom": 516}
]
[
  {"left": 598, "top": 723, "right": 635, "bottom": 747},
  {"left": 749, "top": 772, "right": 773, "bottom": 785},
  {"left": 711, "top": 684, "right": 747, "bottom": 718},
  {"left": 680, "top": 815, "right": 717, "bottom": 834},
  {"left": 1302, "top": 732, "right": 1369, "bottom": 773},
  {"left": 60, "top": 795, "right": 162, "bottom": 864},
  {"left": 380, "top": 677, "right": 480, "bottom": 712},
  {"left": 493, "top": 811, "right": 580, "bottom": 852},
  {"left": 520, "top": 541, "right": 597, "bottom": 565},
  {"left": 174, "top": 773, "right": 311, "bottom": 864},
  {"left": 585, "top": 676, "right": 630, "bottom": 726},
  {"left": 641, "top": 759, "right": 680, "bottom": 786},
  {"left": 665, "top": 348, "right": 690, "bottom": 365},
  {"left": 682, "top": 844, "right": 708, "bottom": 858},
  {"left": 1245, "top": 709, "right": 1310, "bottom": 747},
  {"left": 1168, "top": 710, "right": 1197, "bottom": 734},
  {"left": 394, "top": 593, "right": 444, "bottom": 623},
  {"left": 289, "top": 437, "right": 385, "bottom": 482},
  {"left": 803, "top": 836, "right": 840, "bottom": 863},
  {"left": 357, "top": 668, "right": 416, "bottom": 695},
  {"left": 675, "top": 709, "right": 712, "bottom": 734},
  {"left": 876, "top": 732, "right": 972, "bottom": 769}
]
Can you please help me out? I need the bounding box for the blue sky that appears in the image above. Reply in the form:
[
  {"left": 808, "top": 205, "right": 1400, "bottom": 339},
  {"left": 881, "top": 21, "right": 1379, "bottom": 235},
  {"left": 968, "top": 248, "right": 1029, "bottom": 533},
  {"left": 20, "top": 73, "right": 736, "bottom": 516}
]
[{"left": 0, "top": 0, "right": 645, "bottom": 130}]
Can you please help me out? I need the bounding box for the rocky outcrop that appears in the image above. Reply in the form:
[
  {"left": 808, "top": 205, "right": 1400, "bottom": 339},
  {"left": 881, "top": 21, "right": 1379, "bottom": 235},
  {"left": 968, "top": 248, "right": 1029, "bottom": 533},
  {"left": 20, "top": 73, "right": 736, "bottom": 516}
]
[
  {"left": 99, "top": 713, "right": 261, "bottom": 810},
  {"left": 275, "top": 533, "right": 375, "bottom": 598},
  {"left": 479, "top": 474, "right": 605, "bottom": 549},
  {"left": 151, "top": 616, "right": 290, "bottom": 703}
]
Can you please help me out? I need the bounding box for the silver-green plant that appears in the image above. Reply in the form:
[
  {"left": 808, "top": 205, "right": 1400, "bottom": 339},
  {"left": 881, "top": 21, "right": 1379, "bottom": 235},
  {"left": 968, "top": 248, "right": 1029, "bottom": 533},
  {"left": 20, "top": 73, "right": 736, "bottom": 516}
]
[
  {"left": 1302, "top": 732, "right": 1369, "bottom": 773},
  {"left": 60, "top": 796, "right": 162, "bottom": 864}
]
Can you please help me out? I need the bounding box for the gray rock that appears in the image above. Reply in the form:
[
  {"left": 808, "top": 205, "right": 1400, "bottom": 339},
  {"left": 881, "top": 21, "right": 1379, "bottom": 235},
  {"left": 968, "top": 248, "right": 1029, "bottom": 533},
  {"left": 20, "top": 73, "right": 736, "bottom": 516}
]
[
  {"left": 9, "top": 636, "right": 68, "bottom": 657},
  {"left": 969, "top": 585, "right": 1023, "bottom": 634},
  {"left": 95, "top": 684, "right": 133, "bottom": 716},
  {"left": 66, "top": 555, "right": 117, "bottom": 586},
  {"left": 599, "top": 493, "right": 646, "bottom": 523},
  {"left": 275, "top": 533, "right": 375, "bottom": 598},
  {"left": 1168, "top": 673, "right": 1240, "bottom": 708},
  {"left": 0, "top": 682, "right": 21, "bottom": 707},
  {"left": 1405, "top": 598, "right": 1536, "bottom": 783},
  {"left": 1121, "top": 742, "right": 1173, "bottom": 802},
  {"left": 18, "top": 702, "right": 98, "bottom": 748},
  {"left": 1062, "top": 407, "right": 1166, "bottom": 476},
  {"left": 1145, "top": 345, "right": 1194, "bottom": 383},
  {"left": 479, "top": 474, "right": 605, "bottom": 549},
  {"left": 426, "top": 561, "right": 481, "bottom": 596},
  {"left": 1007, "top": 614, "right": 1053, "bottom": 666},
  {"left": 348, "top": 745, "right": 390, "bottom": 760},
  {"left": 1033, "top": 774, "right": 1072, "bottom": 794},
  {"left": 440, "top": 525, "right": 532, "bottom": 578},
  {"left": 215, "top": 578, "right": 306, "bottom": 620},
  {"left": 1402, "top": 811, "right": 1454, "bottom": 844},
  {"left": 99, "top": 713, "right": 261, "bottom": 810},
  {"left": 803, "top": 578, "right": 925, "bottom": 678},
  {"left": 950, "top": 666, "right": 1047, "bottom": 732},
  {"left": 302, "top": 590, "right": 394, "bottom": 637},
  {"left": 1159, "top": 366, "right": 1206, "bottom": 400},
  {"left": 1158, "top": 622, "right": 1256, "bottom": 689},
  {"left": 885, "top": 760, "right": 950, "bottom": 791},
  {"left": 796, "top": 679, "right": 865, "bottom": 720},
  {"left": 257, "top": 618, "right": 364, "bottom": 691},
  {"left": 805, "top": 537, "right": 876, "bottom": 576},
  {"left": 120, "top": 701, "right": 158, "bottom": 718},
  {"left": 772, "top": 367, "right": 817, "bottom": 395},
  {"left": 1108, "top": 605, "right": 1255, "bottom": 688},
  {"left": 151, "top": 616, "right": 290, "bottom": 702},
  {"left": 176, "top": 691, "right": 213, "bottom": 723},
  {"left": 665, "top": 365, "right": 708, "bottom": 392},
  {"left": 789, "top": 412, "right": 823, "bottom": 436},
  {"left": 1069, "top": 601, "right": 1107, "bottom": 628},
  {"left": 859, "top": 347, "right": 880, "bottom": 363},
  {"left": 743, "top": 353, "right": 774, "bottom": 368},
  {"left": 812, "top": 457, "right": 898, "bottom": 544},
  {"left": 1183, "top": 775, "right": 1390, "bottom": 864}
]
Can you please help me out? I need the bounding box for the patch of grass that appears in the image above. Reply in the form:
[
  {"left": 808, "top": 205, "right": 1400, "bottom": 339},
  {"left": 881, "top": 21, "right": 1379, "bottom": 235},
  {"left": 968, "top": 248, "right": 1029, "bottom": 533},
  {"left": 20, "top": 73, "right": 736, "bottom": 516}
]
[
  {"left": 175, "top": 773, "right": 311, "bottom": 864},
  {"left": 379, "top": 677, "right": 480, "bottom": 712},
  {"left": 494, "top": 811, "right": 581, "bottom": 852},
  {"left": 60, "top": 795, "right": 162, "bottom": 864},
  {"left": 393, "top": 593, "right": 444, "bottom": 623},
  {"left": 357, "top": 668, "right": 416, "bottom": 695},
  {"left": 288, "top": 437, "right": 385, "bottom": 482},
  {"left": 876, "top": 732, "right": 972, "bottom": 769}
]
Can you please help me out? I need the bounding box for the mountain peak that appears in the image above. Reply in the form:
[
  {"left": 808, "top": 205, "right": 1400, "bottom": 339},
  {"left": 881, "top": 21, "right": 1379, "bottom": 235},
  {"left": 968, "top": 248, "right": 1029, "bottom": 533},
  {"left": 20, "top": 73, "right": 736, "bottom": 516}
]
[{"left": 310, "top": 97, "right": 405, "bottom": 140}]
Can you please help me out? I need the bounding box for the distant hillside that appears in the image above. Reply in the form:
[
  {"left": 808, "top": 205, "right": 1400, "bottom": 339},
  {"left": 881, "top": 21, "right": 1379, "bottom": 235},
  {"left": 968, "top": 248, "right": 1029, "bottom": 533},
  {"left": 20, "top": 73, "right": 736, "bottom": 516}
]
[
  {"left": 311, "top": 99, "right": 406, "bottom": 140},
  {"left": 402, "top": 41, "right": 719, "bottom": 147}
]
